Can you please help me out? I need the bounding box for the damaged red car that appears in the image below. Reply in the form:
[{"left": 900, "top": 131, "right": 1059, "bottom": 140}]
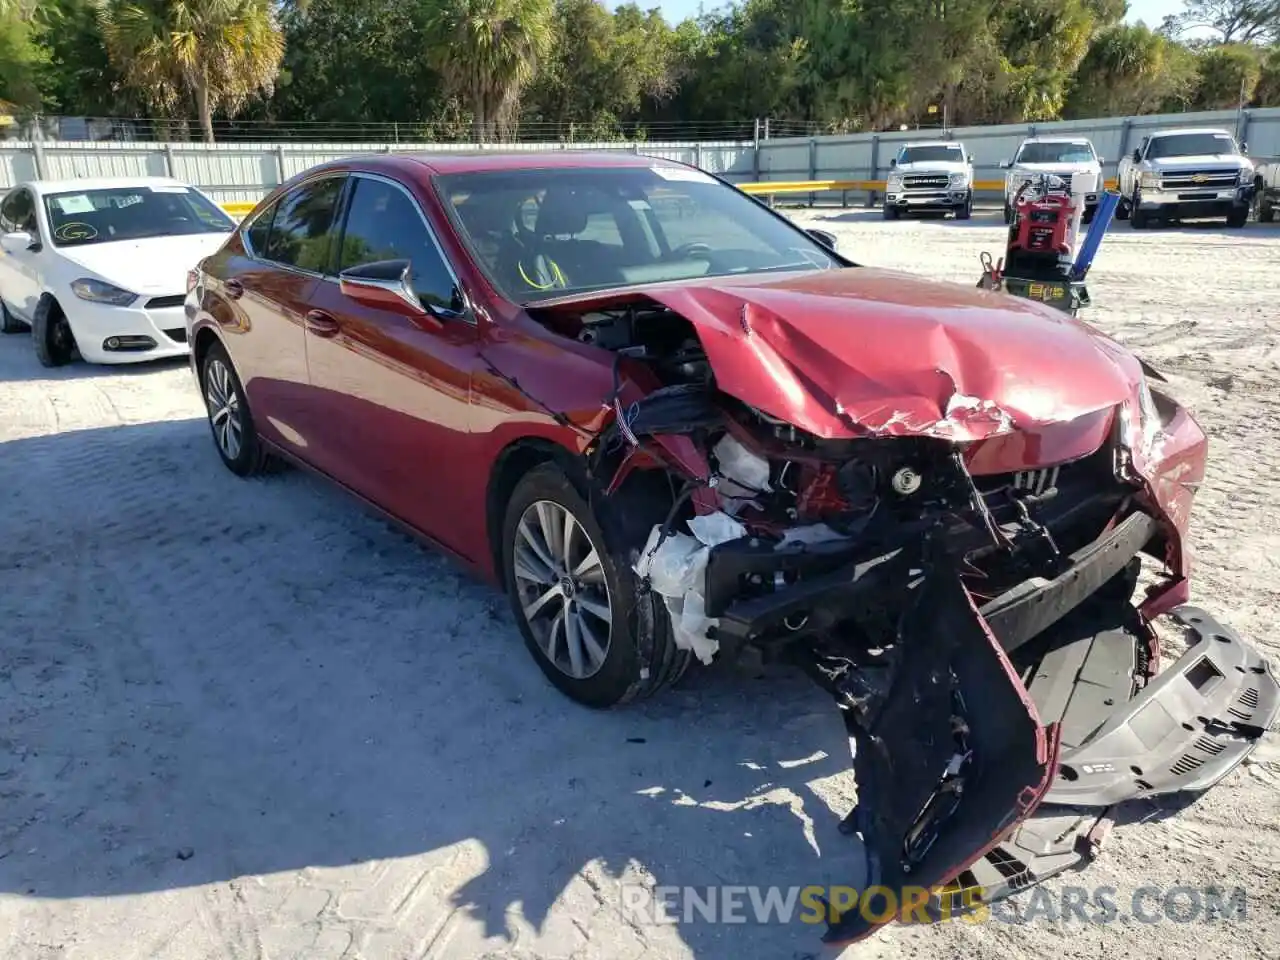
[{"left": 185, "top": 152, "right": 1278, "bottom": 944}]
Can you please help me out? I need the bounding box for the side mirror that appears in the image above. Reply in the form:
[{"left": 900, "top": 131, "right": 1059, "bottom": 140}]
[
  {"left": 1241, "top": 142, "right": 1249, "bottom": 155},
  {"left": 0, "top": 230, "right": 36, "bottom": 254},
  {"left": 339, "top": 259, "right": 433, "bottom": 320},
  {"left": 806, "top": 228, "right": 838, "bottom": 251},
  {"left": 888, "top": 158, "right": 897, "bottom": 168},
  {"left": 1096, "top": 155, "right": 1105, "bottom": 164},
  {"left": 968, "top": 154, "right": 975, "bottom": 163},
  {"left": 999, "top": 160, "right": 1011, "bottom": 169},
  {"left": 1133, "top": 149, "right": 1141, "bottom": 162}
]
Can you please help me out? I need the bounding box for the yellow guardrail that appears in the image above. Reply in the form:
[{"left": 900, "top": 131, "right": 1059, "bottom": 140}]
[{"left": 220, "top": 201, "right": 258, "bottom": 216}]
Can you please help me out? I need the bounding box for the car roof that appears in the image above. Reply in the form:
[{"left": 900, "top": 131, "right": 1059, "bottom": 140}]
[
  {"left": 1147, "top": 128, "right": 1233, "bottom": 138},
  {"left": 1020, "top": 136, "right": 1093, "bottom": 145},
  {"left": 400, "top": 150, "right": 678, "bottom": 175},
  {"left": 20, "top": 176, "right": 194, "bottom": 195},
  {"left": 898, "top": 141, "right": 965, "bottom": 149}
]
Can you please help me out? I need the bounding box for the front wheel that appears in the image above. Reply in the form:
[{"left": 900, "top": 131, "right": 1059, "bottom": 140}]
[
  {"left": 882, "top": 204, "right": 900, "bottom": 221},
  {"left": 502, "top": 463, "right": 690, "bottom": 708},
  {"left": 955, "top": 192, "right": 973, "bottom": 220},
  {"left": 1003, "top": 201, "right": 1014, "bottom": 225},
  {"left": 1226, "top": 206, "right": 1248, "bottom": 229},
  {"left": 1130, "top": 189, "right": 1150, "bottom": 229},
  {"left": 32, "top": 297, "right": 74, "bottom": 367},
  {"left": 201, "top": 341, "right": 271, "bottom": 476}
]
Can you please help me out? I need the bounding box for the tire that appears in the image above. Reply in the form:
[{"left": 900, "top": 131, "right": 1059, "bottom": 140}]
[
  {"left": 1, "top": 299, "right": 24, "bottom": 334},
  {"left": 200, "top": 340, "right": 270, "bottom": 477},
  {"left": 1130, "top": 189, "right": 1149, "bottom": 230},
  {"left": 955, "top": 192, "right": 972, "bottom": 220},
  {"left": 1226, "top": 205, "right": 1248, "bottom": 229},
  {"left": 1115, "top": 194, "right": 1131, "bottom": 221},
  {"left": 1003, "top": 201, "right": 1014, "bottom": 225},
  {"left": 501, "top": 462, "right": 690, "bottom": 708},
  {"left": 1263, "top": 197, "right": 1277, "bottom": 223},
  {"left": 881, "top": 204, "right": 899, "bottom": 221},
  {"left": 32, "top": 297, "right": 74, "bottom": 367}
]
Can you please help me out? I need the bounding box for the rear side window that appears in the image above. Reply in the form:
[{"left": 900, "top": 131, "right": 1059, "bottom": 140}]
[
  {"left": 263, "top": 176, "right": 344, "bottom": 273},
  {"left": 245, "top": 203, "right": 275, "bottom": 257},
  {"left": 338, "top": 176, "right": 462, "bottom": 314}
]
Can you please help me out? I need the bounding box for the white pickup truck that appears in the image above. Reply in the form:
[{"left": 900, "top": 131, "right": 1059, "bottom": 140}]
[
  {"left": 1253, "top": 158, "right": 1280, "bottom": 222},
  {"left": 1000, "top": 137, "right": 1104, "bottom": 224},
  {"left": 882, "top": 141, "right": 974, "bottom": 220},
  {"left": 1115, "top": 127, "right": 1254, "bottom": 229}
]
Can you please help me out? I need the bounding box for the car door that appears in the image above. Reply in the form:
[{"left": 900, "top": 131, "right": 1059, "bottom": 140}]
[
  {"left": 0, "top": 188, "right": 44, "bottom": 319},
  {"left": 302, "top": 172, "right": 479, "bottom": 556},
  {"left": 218, "top": 174, "right": 346, "bottom": 458}
]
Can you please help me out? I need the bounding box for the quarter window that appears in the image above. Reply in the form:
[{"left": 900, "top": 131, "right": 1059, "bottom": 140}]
[
  {"left": 245, "top": 202, "right": 276, "bottom": 258},
  {"left": 338, "top": 177, "right": 462, "bottom": 314},
  {"left": 264, "top": 177, "right": 344, "bottom": 273}
]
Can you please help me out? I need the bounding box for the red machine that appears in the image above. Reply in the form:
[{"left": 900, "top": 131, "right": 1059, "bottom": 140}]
[{"left": 1004, "top": 175, "right": 1080, "bottom": 279}]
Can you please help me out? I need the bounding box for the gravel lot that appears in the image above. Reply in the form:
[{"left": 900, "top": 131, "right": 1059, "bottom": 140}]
[{"left": 1, "top": 209, "right": 1278, "bottom": 960}]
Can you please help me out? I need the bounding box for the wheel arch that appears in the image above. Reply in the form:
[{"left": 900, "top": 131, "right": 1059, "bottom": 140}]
[
  {"left": 192, "top": 325, "right": 222, "bottom": 381},
  {"left": 485, "top": 437, "right": 583, "bottom": 588}
]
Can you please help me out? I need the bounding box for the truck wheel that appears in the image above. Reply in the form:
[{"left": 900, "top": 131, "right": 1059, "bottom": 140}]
[
  {"left": 882, "top": 204, "right": 899, "bottom": 221},
  {"left": 1115, "top": 194, "right": 1131, "bottom": 221},
  {"left": 1226, "top": 206, "right": 1248, "bottom": 229},
  {"left": 1003, "top": 201, "right": 1013, "bottom": 225},
  {"left": 1, "top": 300, "right": 24, "bottom": 334},
  {"left": 1130, "top": 189, "right": 1149, "bottom": 230},
  {"left": 955, "top": 192, "right": 973, "bottom": 220},
  {"left": 1258, "top": 190, "right": 1276, "bottom": 223}
]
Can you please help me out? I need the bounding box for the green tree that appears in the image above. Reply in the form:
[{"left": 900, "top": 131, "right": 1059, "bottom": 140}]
[
  {"left": 1191, "top": 41, "right": 1264, "bottom": 107},
  {"left": 97, "top": 0, "right": 285, "bottom": 142},
  {"left": 1065, "top": 22, "right": 1197, "bottom": 117},
  {"left": 0, "top": 5, "right": 49, "bottom": 113},
  {"left": 1167, "top": 0, "right": 1280, "bottom": 44},
  {"left": 426, "top": 0, "right": 555, "bottom": 142},
  {"left": 1253, "top": 43, "right": 1280, "bottom": 102}
]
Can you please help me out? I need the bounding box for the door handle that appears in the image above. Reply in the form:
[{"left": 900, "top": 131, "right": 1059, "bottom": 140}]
[
  {"left": 305, "top": 309, "right": 341, "bottom": 337},
  {"left": 223, "top": 278, "right": 244, "bottom": 300}
]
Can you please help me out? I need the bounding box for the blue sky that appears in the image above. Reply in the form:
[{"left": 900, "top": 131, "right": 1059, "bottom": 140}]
[{"left": 612, "top": 1, "right": 1185, "bottom": 28}]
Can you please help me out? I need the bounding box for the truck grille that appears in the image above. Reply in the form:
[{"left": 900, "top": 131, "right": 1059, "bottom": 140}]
[
  {"left": 902, "top": 174, "right": 950, "bottom": 190},
  {"left": 1159, "top": 169, "right": 1238, "bottom": 191}
]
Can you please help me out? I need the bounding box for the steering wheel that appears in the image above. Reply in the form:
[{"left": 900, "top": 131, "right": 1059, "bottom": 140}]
[{"left": 668, "top": 241, "right": 713, "bottom": 260}]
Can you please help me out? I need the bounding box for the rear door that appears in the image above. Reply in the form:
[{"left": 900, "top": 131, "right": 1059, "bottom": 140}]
[
  {"left": 0, "top": 188, "right": 44, "bottom": 319},
  {"left": 302, "top": 172, "right": 479, "bottom": 556},
  {"left": 217, "top": 174, "right": 346, "bottom": 458}
]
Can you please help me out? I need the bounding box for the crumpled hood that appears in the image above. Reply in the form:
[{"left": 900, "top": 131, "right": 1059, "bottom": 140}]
[{"left": 551, "top": 267, "right": 1144, "bottom": 442}]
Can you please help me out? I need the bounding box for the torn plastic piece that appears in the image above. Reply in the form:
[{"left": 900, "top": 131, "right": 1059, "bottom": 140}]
[
  {"left": 688, "top": 511, "right": 748, "bottom": 548},
  {"left": 779, "top": 523, "right": 850, "bottom": 548},
  {"left": 713, "top": 434, "right": 772, "bottom": 499},
  {"left": 635, "top": 521, "right": 730, "bottom": 666}
]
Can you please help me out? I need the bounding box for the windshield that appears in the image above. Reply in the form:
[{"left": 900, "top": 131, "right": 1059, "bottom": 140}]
[
  {"left": 1148, "top": 133, "right": 1237, "bottom": 159},
  {"left": 898, "top": 145, "right": 965, "bottom": 164},
  {"left": 43, "top": 185, "right": 235, "bottom": 247},
  {"left": 1015, "top": 142, "right": 1095, "bottom": 164},
  {"left": 435, "top": 166, "right": 838, "bottom": 304}
]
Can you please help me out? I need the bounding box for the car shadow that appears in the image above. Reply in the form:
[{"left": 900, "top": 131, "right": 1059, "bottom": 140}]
[
  {"left": 0, "top": 418, "right": 869, "bottom": 958},
  {"left": 0, "top": 333, "right": 190, "bottom": 383}
]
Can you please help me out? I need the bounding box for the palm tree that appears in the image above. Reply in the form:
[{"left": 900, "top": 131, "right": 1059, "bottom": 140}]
[
  {"left": 427, "top": 0, "right": 555, "bottom": 142},
  {"left": 97, "top": 0, "right": 284, "bottom": 143}
]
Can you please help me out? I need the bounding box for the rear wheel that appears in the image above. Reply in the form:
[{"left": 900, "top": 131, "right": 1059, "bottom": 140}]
[
  {"left": 1258, "top": 187, "right": 1277, "bottom": 223},
  {"left": 32, "top": 297, "right": 74, "bottom": 367},
  {"left": 201, "top": 341, "right": 270, "bottom": 476},
  {"left": 0, "top": 300, "right": 24, "bottom": 334},
  {"left": 502, "top": 463, "right": 690, "bottom": 708}
]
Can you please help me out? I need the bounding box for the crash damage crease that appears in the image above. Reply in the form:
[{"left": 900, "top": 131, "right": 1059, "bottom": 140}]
[{"left": 483, "top": 267, "right": 1278, "bottom": 942}]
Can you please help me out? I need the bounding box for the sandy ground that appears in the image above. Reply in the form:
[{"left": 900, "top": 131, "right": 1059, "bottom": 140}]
[{"left": 1, "top": 208, "right": 1278, "bottom": 960}]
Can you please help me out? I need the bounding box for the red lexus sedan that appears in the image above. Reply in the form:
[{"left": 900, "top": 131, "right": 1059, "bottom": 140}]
[{"left": 185, "top": 151, "right": 1276, "bottom": 945}]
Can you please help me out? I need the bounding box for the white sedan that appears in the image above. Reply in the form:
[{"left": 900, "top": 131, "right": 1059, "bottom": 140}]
[{"left": 0, "top": 176, "right": 236, "bottom": 366}]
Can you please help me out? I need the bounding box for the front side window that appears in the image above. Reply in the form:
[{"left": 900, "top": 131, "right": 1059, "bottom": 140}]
[
  {"left": 338, "top": 176, "right": 462, "bottom": 313},
  {"left": 42, "top": 185, "right": 234, "bottom": 247},
  {"left": 1148, "top": 133, "right": 1238, "bottom": 159},
  {"left": 898, "top": 145, "right": 965, "bottom": 164},
  {"left": 437, "top": 165, "right": 838, "bottom": 304},
  {"left": 1015, "top": 142, "right": 1096, "bottom": 164},
  {"left": 263, "top": 177, "right": 344, "bottom": 273}
]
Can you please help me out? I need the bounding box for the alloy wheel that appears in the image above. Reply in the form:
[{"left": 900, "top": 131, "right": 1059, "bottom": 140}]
[
  {"left": 512, "top": 500, "right": 612, "bottom": 679},
  {"left": 204, "top": 358, "right": 244, "bottom": 461}
]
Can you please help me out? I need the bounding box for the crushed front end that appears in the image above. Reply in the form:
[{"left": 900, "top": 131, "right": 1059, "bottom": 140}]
[{"left": 524, "top": 285, "right": 1280, "bottom": 944}]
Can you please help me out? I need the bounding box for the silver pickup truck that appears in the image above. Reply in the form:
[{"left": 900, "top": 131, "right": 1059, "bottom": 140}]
[
  {"left": 1115, "top": 127, "right": 1254, "bottom": 228},
  {"left": 1253, "top": 158, "right": 1280, "bottom": 222}
]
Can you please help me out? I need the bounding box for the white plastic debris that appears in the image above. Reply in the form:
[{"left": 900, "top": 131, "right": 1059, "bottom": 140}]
[
  {"left": 713, "top": 435, "right": 772, "bottom": 496},
  {"left": 778, "top": 523, "right": 849, "bottom": 548},
  {"left": 687, "top": 510, "right": 747, "bottom": 547}
]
